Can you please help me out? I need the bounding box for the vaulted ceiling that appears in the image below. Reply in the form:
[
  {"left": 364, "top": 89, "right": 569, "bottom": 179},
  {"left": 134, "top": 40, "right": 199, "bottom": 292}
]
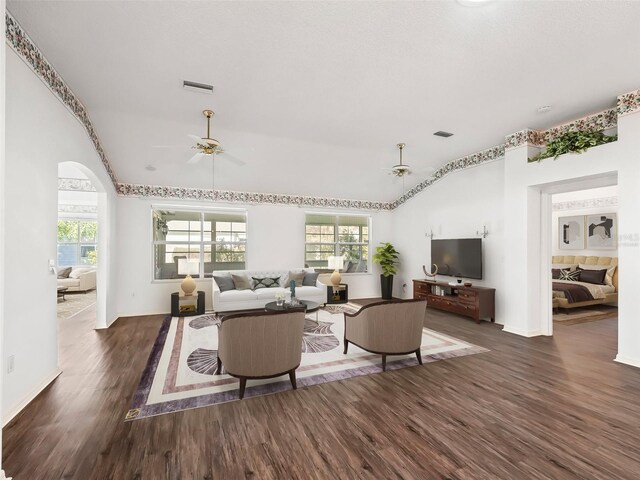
[{"left": 8, "top": 1, "right": 640, "bottom": 202}]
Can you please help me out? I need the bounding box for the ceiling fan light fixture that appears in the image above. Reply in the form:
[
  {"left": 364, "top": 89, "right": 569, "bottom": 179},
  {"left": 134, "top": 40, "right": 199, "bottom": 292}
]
[{"left": 390, "top": 143, "right": 412, "bottom": 177}]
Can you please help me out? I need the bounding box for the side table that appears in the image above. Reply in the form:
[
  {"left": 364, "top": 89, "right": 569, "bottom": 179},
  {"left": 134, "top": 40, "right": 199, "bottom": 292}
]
[
  {"left": 171, "top": 290, "right": 205, "bottom": 317},
  {"left": 326, "top": 283, "right": 348, "bottom": 304}
]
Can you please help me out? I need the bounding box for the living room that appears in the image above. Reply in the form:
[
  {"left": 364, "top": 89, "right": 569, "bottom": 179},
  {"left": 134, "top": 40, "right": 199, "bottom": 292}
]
[{"left": 2, "top": 1, "right": 640, "bottom": 479}]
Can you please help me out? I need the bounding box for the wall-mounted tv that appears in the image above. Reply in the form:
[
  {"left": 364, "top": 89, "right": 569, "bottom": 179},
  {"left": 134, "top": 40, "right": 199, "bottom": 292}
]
[{"left": 431, "top": 238, "right": 482, "bottom": 280}]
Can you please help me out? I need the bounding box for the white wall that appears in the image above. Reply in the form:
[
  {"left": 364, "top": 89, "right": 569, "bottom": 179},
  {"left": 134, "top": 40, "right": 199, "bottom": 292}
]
[
  {"left": 391, "top": 159, "right": 505, "bottom": 323},
  {"left": 2, "top": 46, "right": 119, "bottom": 422},
  {"left": 115, "top": 197, "right": 393, "bottom": 316},
  {"left": 552, "top": 185, "right": 618, "bottom": 257},
  {"left": 0, "top": 0, "right": 6, "bottom": 474}
]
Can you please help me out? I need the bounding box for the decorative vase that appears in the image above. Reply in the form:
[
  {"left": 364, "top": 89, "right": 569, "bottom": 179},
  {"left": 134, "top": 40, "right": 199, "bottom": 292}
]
[
  {"left": 181, "top": 274, "right": 196, "bottom": 296},
  {"left": 380, "top": 274, "right": 393, "bottom": 300}
]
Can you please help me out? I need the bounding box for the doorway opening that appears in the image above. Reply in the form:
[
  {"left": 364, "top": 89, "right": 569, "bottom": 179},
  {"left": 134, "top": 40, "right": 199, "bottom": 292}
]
[
  {"left": 535, "top": 172, "right": 619, "bottom": 358},
  {"left": 57, "top": 162, "right": 109, "bottom": 329}
]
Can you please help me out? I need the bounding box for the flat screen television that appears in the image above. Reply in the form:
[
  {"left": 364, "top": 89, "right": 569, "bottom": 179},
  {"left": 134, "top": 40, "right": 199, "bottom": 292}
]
[{"left": 431, "top": 238, "right": 482, "bottom": 280}]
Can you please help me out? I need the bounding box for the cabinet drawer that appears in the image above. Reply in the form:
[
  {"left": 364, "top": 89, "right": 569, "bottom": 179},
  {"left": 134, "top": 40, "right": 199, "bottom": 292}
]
[{"left": 413, "top": 282, "right": 432, "bottom": 294}]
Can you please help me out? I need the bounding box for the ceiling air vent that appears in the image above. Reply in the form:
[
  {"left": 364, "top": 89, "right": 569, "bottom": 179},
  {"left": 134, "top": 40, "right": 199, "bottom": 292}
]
[
  {"left": 433, "top": 131, "right": 454, "bottom": 138},
  {"left": 183, "top": 80, "right": 214, "bottom": 94}
]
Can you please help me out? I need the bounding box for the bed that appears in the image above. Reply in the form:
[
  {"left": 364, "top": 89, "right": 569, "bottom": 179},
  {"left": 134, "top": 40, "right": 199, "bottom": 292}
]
[{"left": 551, "top": 255, "right": 618, "bottom": 310}]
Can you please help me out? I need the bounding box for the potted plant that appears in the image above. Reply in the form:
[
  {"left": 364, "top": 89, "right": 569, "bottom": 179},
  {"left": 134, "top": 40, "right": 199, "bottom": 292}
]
[{"left": 373, "top": 242, "right": 399, "bottom": 300}]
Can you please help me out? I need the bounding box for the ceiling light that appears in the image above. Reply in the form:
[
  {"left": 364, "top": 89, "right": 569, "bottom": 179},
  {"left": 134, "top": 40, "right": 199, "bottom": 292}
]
[
  {"left": 183, "top": 80, "right": 214, "bottom": 94},
  {"left": 537, "top": 105, "right": 553, "bottom": 113},
  {"left": 434, "top": 131, "right": 454, "bottom": 138}
]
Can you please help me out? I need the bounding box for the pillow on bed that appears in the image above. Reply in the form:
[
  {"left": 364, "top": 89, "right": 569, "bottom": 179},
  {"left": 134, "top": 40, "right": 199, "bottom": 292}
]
[
  {"left": 577, "top": 268, "right": 607, "bottom": 285},
  {"left": 578, "top": 263, "right": 616, "bottom": 287},
  {"left": 559, "top": 269, "right": 580, "bottom": 281},
  {"left": 551, "top": 268, "right": 569, "bottom": 280}
]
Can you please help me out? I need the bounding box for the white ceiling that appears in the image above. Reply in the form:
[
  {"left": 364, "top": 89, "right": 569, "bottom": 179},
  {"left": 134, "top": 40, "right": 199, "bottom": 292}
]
[{"left": 8, "top": 1, "right": 640, "bottom": 202}]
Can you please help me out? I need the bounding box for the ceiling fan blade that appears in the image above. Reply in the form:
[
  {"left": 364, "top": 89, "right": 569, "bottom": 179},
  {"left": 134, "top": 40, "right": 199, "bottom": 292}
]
[
  {"left": 188, "top": 134, "right": 205, "bottom": 145},
  {"left": 187, "top": 152, "right": 206, "bottom": 164},
  {"left": 220, "top": 152, "right": 246, "bottom": 166}
]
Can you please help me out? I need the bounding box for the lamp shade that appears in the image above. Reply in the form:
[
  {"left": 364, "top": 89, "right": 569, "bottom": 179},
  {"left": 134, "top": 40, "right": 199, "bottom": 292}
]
[
  {"left": 327, "top": 255, "right": 344, "bottom": 270},
  {"left": 178, "top": 258, "right": 200, "bottom": 276}
]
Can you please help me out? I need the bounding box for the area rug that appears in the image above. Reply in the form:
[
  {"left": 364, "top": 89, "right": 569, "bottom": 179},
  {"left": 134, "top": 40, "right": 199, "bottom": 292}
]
[
  {"left": 553, "top": 305, "right": 618, "bottom": 325},
  {"left": 57, "top": 289, "right": 97, "bottom": 320},
  {"left": 126, "top": 308, "right": 488, "bottom": 421}
]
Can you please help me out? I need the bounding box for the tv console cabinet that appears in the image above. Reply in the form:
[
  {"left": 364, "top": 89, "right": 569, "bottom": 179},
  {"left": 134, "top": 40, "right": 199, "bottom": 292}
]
[{"left": 413, "top": 280, "right": 495, "bottom": 323}]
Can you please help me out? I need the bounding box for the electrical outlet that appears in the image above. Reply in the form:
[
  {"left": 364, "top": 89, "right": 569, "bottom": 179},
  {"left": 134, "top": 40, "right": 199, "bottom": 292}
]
[{"left": 7, "top": 355, "right": 15, "bottom": 374}]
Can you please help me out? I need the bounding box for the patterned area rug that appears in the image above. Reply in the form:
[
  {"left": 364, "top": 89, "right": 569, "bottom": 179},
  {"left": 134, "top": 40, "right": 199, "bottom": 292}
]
[
  {"left": 126, "top": 308, "right": 488, "bottom": 421},
  {"left": 553, "top": 305, "right": 618, "bottom": 325}
]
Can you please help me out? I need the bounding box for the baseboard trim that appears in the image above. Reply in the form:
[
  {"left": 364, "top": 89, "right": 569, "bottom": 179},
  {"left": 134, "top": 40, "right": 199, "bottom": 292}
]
[
  {"left": 3, "top": 368, "right": 63, "bottom": 427},
  {"left": 501, "top": 325, "right": 543, "bottom": 337},
  {"left": 614, "top": 355, "right": 640, "bottom": 369}
]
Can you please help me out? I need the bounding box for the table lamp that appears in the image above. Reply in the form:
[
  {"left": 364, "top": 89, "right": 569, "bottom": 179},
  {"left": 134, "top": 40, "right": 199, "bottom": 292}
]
[
  {"left": 178, "top": 258, "right": 199, "bottom": 296},
  {"left": 327, "top": 255, "right": 344, "bottom": 286}
]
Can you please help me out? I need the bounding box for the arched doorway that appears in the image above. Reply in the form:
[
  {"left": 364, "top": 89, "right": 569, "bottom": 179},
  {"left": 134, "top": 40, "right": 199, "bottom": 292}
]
[{"left": 57, "top": 162, "right": 110, "bottom": 329}]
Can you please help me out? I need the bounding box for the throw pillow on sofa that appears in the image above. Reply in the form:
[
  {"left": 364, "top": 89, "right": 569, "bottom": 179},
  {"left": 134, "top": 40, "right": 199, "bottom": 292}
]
[
  {"left": 288, "top": 271, "right": 305, "bottom": 287},
  {"left": 214, "top": 275, "right": 236, "bottom": 292},
  {"left": 69, "top": 267, "right": 92, "bottom": 279},
  {"left": 231, "top": 273, "right": 252, "bottom": 290},
  {"left": 57, "top": 266, "right": 72, "bottom": 279},
  {"left": 302, "top": 272, "right": 319, "bottom": 286},
  {"left": 252, "top": 277, "right": 280, "bottom": 289}
]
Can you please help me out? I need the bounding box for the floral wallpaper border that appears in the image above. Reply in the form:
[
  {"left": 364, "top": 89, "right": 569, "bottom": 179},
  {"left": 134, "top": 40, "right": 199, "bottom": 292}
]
[
  {"left": 617, "top": 89, "right": 640, "bottom": 117},
  {"left": 505, "top": 108, "right": 618, "bottom": 150},
  {"left": 116, "top": 183, "right": 395, "bottom": 211},
  {"left": 58, "top": 178, "right": 97, "bottom": 192},
  {"left": 5, "top": 12, "right": 118, "bottom": 188},
  {"left": 552, "top": 196, "right": 618, "bottom": 212},
  {"left": 58, "top": 204, "right": 98, "bottom": 215}
]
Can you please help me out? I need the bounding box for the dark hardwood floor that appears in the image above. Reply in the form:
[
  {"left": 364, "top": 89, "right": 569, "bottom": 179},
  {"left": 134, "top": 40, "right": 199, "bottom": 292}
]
[{"left": 3, "top": 302, "right": 640, "bottom": 479}]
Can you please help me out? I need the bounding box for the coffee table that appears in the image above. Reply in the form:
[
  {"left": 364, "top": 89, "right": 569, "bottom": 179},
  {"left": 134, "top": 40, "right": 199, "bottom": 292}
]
[
  {"left": 264, "top": 300, "right": 321, "bottom": 323},
  {"left": 57, "top": 286, "right": 68, "bottom": 301}
]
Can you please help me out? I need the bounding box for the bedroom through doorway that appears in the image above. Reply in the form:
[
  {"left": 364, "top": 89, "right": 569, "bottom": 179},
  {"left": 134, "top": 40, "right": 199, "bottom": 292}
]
[{"left": 548, "top": 182, "right": 619, "bottom": 357}]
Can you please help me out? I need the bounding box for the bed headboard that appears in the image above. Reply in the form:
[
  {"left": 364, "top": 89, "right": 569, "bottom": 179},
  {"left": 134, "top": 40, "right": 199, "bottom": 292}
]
[{"left": 552, "top": 255, "right": 618, "bottom": 291}]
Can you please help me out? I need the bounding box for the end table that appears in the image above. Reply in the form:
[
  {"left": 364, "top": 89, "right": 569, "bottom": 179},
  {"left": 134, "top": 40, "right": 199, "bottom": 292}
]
[
  {"left": 171, "top": 290, "right": 205, "bottom": 317},
  {"left": 326, "top": 283, "right": 348, "bottom": 304}
]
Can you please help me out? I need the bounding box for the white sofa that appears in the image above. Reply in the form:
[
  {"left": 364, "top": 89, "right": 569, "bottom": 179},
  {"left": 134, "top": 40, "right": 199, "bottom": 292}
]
[
  {"left": 212, "top": 269, "right": 326, "bottom": 312},
  {"left": 57, "top": 267, "right": 97, "bottom": 292}
]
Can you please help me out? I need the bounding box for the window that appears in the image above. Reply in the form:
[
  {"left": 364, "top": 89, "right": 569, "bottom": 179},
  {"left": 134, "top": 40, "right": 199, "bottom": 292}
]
[
  {"left": 57, "top": 220, "right": 98, "bottom": 267},
  {"left": 305, "top": 214, "right": 370, "bottom": 273},
  {"left": 153, "top": 209, "right": 247, "bottom": 280}
]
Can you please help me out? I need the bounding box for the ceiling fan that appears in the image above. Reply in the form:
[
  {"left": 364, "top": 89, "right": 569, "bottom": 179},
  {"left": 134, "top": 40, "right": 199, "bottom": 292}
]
[
  {"left": 388, "top": 143, "right": 411, "bottom": 177},
  {"left": 188, "top": 110, "right": 225, "bottom": 164},
  {"left": 382, "top": 143, "right": 434, "bottom": 179}
]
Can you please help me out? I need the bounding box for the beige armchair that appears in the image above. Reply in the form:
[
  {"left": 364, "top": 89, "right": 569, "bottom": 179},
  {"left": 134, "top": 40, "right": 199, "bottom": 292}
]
[
  {"left": 216, "top": 309, "right": 306, "bottom": 399},
  {"left": 343, "top": 299, "right": 427, "bottom": 371}
]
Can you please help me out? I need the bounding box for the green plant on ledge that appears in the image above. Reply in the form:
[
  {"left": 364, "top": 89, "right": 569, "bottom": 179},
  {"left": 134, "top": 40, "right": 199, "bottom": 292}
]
[
  {"left": 372, "top": 242, "right": 399, "bottom": 277},
  {"left": 528, "top": 130, "right": 617, "bottom": 163}
]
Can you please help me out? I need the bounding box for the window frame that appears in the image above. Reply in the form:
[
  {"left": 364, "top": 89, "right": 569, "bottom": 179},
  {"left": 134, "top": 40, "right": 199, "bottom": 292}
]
[
  {"left": 304, "top": 212, "right": 371, "bottom": 274},
  {"left": 151, "top": 206, "right": 248, "bottom": 283},
  {"left": 57, "top": 219, "right": 98, "bottom": 267}
]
